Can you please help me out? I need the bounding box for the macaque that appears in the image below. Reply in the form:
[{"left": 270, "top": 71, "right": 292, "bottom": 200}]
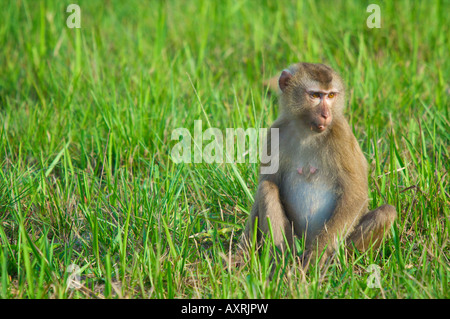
[{"left": 241, "top": 62, "right": 396, "bottom": 269}]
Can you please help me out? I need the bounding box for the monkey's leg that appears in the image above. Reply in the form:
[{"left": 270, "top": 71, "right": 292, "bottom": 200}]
[{"left": 346, "top": 204, "right": 397, "bottom": 251}]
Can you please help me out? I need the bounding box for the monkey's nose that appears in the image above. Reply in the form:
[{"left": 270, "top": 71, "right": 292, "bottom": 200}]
[
  {"left": 321, "top": 112, "right": 329, "bottom": 119},
  {"left": 320, "top": 104, "right": 330, "bottom": 119}
]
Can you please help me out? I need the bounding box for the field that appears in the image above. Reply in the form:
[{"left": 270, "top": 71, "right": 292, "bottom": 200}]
[{"left": 0, "top": 0, "right": 448, "bottom": 299}]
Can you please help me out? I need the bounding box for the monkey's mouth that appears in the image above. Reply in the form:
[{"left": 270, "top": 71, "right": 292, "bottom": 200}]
[
  {"left": 316, "top": 125, "right": 326, "bottom": 132},
  {"left": 311, "top": 123, "right": 328, "bottom": 133},
  {"left": 311, "top": 118, "right": 331, "bottom": 133}
]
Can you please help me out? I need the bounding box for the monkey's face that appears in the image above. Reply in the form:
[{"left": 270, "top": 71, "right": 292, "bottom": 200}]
[
  {"left": 278, "top": 63, "right": 345, "bottom": 134},
  {"left": 302, "top": 88, "right": 338, "bottom": 133}
]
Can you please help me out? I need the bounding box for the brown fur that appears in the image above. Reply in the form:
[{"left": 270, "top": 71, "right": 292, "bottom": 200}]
[{"left": 240, "top": 63, "right": 396, "bottom": 269}]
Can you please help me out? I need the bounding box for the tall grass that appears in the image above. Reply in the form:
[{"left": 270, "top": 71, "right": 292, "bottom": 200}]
[{"left": 0, "top": 0, "right": 448, "bottom": 298}]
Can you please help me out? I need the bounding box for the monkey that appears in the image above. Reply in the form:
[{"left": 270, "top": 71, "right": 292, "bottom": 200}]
[{"left": 240, "top": 62, "right": 397, "bottom": 269}]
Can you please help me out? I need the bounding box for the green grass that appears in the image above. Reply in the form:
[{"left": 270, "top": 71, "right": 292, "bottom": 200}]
[{"left": 0, "top": 0, "right": 448, "bottom": 299}]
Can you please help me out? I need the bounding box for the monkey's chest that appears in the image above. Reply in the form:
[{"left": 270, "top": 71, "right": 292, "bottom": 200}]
[{"left": 280, "top": 172, "right": 337, "bottom": 238}]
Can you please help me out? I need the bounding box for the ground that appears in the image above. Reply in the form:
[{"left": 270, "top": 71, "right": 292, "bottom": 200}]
[{"left": 0, "top": 0, "right": 448, "bottom": 298}]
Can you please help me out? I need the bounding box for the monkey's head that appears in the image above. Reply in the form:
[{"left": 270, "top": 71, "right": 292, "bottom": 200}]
[{"left": 278, "top": 63, "right": 345, "bottom": 134}]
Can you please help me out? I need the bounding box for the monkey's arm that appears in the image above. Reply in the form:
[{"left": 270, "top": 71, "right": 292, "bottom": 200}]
[{"left": 243, "top": 178, "right": 294, "bottom": 254}]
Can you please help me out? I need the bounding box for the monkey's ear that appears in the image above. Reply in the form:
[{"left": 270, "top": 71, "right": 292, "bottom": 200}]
[{"left": 279, "top": 69, "right": 293, "bottom": 92}]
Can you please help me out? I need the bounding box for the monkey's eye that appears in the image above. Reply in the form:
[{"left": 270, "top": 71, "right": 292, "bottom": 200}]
[
  {"left": 310, "top": 92, "right": 320, "bottom": 99},
  {"left": 328, "top": 92, "right": 335, "bottom": 98}
]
